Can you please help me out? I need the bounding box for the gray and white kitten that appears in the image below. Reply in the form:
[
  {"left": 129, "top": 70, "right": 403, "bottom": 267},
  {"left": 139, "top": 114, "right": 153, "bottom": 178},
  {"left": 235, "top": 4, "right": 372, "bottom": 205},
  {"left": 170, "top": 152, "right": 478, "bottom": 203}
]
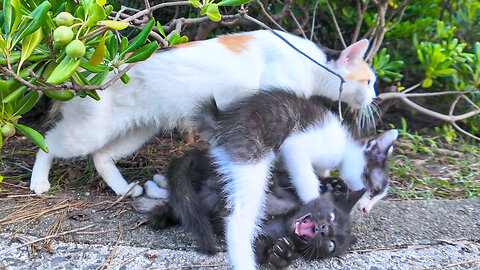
[{"left": 194, "top": 90, "right": 398, "bottom": 270}]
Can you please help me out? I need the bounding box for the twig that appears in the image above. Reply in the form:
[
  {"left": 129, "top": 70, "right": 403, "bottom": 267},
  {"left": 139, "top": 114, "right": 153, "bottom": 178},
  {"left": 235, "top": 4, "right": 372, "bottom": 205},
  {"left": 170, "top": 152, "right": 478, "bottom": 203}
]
[
  {"left": 255, "top": 0, "right": 287, "bottom": 31},
  {"left": 310, "top": 0, "right": 319, "bottom": 40},
  {"left": 324, "top": 0, "right": 346, "bottom": 48},
  {"left": 101, "top": 183, "right": 138, "bottom": 211},
  {"left": 289, "top": 10, "right": 306, "bottom": 39},
  {"left": 0, "top": 63, "right": 136, "bottom": 92},
  {"left": 0, "top": 224, "right": 94, "bottom": 255},
  {"left": 352, "top": 0, "right": 370, "bottom": 43}
]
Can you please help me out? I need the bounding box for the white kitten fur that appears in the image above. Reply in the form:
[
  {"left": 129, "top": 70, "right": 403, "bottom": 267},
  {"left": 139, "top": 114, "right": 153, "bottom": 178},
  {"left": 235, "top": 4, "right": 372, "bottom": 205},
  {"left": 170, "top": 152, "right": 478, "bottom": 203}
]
[
  {"left": 145, "top": 180, "right": 170, "bottom": 199},
  {"left": 30, "top": 29, "right": 375, "bottom": 197},
  {"left": 210, "top": 147, "right": 275, "bottom": 270}
]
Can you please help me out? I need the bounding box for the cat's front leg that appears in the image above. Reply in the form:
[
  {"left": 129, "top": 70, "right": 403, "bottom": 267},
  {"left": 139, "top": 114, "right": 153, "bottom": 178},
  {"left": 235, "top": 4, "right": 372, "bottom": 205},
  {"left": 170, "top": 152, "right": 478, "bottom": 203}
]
[
  {"left": 30, "top": 150, "right": 54, "bottom": 194},
  {"left": 280, "top": 142, "right": 320, "bottom": 203}
]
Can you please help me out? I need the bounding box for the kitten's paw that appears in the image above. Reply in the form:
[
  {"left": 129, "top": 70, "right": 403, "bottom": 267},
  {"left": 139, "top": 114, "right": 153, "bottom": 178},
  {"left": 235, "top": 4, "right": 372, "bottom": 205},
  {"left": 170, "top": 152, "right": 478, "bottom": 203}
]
[
  {"left": 122, "top": 182, "right": 143, "bottom": 197},
  {"left": 267, "top": 237, "right": 296, "bottom": 269},
  {"left": 30, "top": 179, "right": 51, "bottom": 194},
  {"left": 323, "top": 177, "right": 348, "bottom": 194},
  {"left": 145, "top": 180, "right": 170, "bottom": 199},
  {"left": 152, "top": 174, "right": 168, "bottom": 188}
]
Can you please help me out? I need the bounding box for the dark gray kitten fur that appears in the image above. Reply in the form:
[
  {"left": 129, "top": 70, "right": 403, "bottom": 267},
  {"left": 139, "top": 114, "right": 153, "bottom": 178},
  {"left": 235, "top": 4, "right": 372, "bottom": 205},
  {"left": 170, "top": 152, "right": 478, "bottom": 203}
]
[{"left": 148, "top": 149, "right": 364, "bottom": 268}]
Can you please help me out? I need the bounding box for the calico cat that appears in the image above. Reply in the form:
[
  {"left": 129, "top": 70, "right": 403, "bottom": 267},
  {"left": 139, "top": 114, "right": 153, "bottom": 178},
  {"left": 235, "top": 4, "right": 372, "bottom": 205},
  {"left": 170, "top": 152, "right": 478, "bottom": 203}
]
[
  {"left": 136, "top": 149, "right": 364, "bottom": 268},
  {"left": 29, "top": 29, "right": 377, "bottom": 197},
  {"left": 195, "top": 90, "right": 397, "bottom": 270}
]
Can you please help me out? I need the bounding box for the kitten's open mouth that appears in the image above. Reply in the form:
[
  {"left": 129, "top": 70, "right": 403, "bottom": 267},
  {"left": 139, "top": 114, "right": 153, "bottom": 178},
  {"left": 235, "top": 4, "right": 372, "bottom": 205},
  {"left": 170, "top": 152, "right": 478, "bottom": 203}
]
[{"left": 294, "top": 213, "right": 316, "bottom": 242}]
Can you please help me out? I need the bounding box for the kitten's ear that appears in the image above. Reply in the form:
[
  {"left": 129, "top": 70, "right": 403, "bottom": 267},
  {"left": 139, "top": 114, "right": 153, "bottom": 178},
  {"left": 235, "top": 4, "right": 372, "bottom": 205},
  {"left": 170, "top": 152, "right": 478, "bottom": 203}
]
[
  {"left": 375, "top": 129, "right": 398, "bottom": 154},
  {"left": 336, "top": 39, "right": 369, "bottom": 69},
  {"left": 344, "top": 188, "right": 366, "bottom": 212}
]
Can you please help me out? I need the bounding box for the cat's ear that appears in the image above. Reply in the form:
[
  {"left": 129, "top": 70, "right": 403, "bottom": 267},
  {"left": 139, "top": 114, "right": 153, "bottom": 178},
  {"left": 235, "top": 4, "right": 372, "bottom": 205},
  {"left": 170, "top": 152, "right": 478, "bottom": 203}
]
[
  {"left": 344, "top": 188, "right": 366, "bottom": 212},
  {"left": 336, "top": 39, "right": 369, "bottom": 69}
]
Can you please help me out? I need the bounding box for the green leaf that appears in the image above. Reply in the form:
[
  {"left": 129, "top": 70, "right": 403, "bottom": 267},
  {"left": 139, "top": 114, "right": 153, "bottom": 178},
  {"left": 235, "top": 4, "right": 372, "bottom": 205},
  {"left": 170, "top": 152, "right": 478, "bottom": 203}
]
[
  {"left": 18, "top": 28, "right": 44, "bottom": 72},
  {"left": 96, "top": 0, "right": 106, "bottom": 6},
  {"left": 14, "top": 123, "right": 48, "bottom": 152},
  {"left": 0, "top": 35, "right": 7, "bottom": 49},
  {"left": 13, "top": 90, "right": 40, "bottom": 116},
  {"left": 79, "top": 61, "right": 107, "bottom": 73},
  {"left": 121, "top": 18, "right": 155, "bottom": 58},
  {"left": 189, "top": 0, "right": 202, "bottom": 8},
  {"left": 72, "top": 70, "right": 90, "bottom": 85},
  {"left": 218, "top": 0, "right": 250, "bottom": 6},
  {"left": 157, "top": 21, "right": 166, "bottom": 38},
  {"left": 433, "top": 68, "right": 456, "bottom": 77},
  {"left": 86, "top": 33, "right": 106, "bottom": 66},
  {"left": 168, "top": 33, "right": 180, "bottom": 46},
  {"left": 11, "top": 0, "right": 23, "bottom": 33},
  {"left": 120, "top": 73, "right": 130, "bottom": 84},
  {"left": 422, "top": 77, "right": 433, "bottom": 88},
  {"left": 12, "top": 1, "right": 52, "bottom": 46},
  {"left": 3, "top": 0, "right": 15, "bottom": 36},
  {"left": 85, "top": 2, "right": 106, "bottom": 27},
  {"left": 124, "top": 41, "right": 158, "bottom": 63},
  {"left": 120, "top": 37, "right": 128, "bottom": 55},
  {"left": 47, "top": 55, "right": 81, "bottom": 84},
  {"left": 88, "top": 67, "right": 109, "bottom": 85},
  {"left": 44, "top": 89, "right": 75, "bottom": 101},
  {"left": 99, "top": 20, "right": 129, "bottom": 30},
  {"left": 86, "top": 90, "right": 100, "bottom": 100},
  {"left": 106, "top": 35, "right": 118, "bottom": 60},
  {"left": 206, "top": 4, "right": 221, "bottom": 22},
  {"left": 0, "top": 132, "right": 3, "bottom": 150},
  {"left": 2, "top": 86, "right": 26, "bottom": 103}
]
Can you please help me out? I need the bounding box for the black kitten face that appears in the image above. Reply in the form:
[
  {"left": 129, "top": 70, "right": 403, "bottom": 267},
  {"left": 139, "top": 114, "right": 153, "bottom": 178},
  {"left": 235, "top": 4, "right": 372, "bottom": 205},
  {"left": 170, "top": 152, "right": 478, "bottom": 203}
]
[{"left": 288, "top": 192, "right": 356, "bottom": 260}]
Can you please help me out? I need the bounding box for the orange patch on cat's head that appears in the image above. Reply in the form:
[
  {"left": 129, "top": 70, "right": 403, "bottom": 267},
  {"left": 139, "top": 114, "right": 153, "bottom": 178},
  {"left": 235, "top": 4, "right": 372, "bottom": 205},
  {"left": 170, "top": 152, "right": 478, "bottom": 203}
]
[
  {"left": 345, "top": 61, "right": 375, "bottom": 85},
  {"left": 218, "top": 34, "right": 253, "bottom": 54}
]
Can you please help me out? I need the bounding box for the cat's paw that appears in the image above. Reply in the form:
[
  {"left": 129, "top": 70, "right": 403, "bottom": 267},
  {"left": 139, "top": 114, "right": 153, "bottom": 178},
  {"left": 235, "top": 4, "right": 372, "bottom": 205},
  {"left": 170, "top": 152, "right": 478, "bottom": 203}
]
[
  {"left": 266, "top": 237, "right": 296, "bottom": 269},
  {"left": 121, "top": 182, "right": 143, "bottom": 197},
  {"left": 145, "top": 180, "right": 170, "bottom": 199},
  {"left": 30, "top": 179, "right": 51, "bottom": 194},
  {"left": 323, "top": 177, "right": 348, "bottom": 195},
  {"left": 152, "top": 174, "right": 168, "bottom": 189}
]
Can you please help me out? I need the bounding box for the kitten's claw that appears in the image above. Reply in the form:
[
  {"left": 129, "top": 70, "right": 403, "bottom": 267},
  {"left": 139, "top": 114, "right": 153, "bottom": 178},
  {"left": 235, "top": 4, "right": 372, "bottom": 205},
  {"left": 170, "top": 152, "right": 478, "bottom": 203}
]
[{"left": 267, "top": 237, "right": 296, "bottom": 269}]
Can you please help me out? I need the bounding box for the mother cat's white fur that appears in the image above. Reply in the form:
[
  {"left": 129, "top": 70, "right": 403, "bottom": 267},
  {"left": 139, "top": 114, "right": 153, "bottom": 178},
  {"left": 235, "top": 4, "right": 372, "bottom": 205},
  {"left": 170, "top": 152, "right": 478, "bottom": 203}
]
[{"left": 30, "top": 30, "right": 376, "bottom": 196}]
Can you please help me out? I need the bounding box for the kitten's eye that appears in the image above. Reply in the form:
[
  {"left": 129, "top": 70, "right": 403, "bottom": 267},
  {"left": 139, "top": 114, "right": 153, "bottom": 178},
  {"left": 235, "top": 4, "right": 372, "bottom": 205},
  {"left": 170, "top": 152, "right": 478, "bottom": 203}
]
[
  {"left": 328, "top": 240, "right": 335, "bottom": 253},
  {"left": 329, "top": 211, "right": 336, "bottom": 222},
  {"left": 367, "top": 80, "right": 371, "bottom": 85}
]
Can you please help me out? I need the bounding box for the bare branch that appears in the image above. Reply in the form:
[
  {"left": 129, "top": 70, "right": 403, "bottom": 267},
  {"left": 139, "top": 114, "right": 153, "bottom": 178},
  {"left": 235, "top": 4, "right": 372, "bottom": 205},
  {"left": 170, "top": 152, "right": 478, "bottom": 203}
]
[
  {"left": 256, "top": 0, "right": 287, "bottom": 31},
  {"left": 352, "top": 0, "right": 370, "bottom": 43},
  {"left": 310, "top": 0, "right": 319, "bottom": 40},
  {"left": 324, "top": 0, "right": 346, "bottom": 48},
  {"left": 289, "top": 10, "right": 306, "bottom": 39}
]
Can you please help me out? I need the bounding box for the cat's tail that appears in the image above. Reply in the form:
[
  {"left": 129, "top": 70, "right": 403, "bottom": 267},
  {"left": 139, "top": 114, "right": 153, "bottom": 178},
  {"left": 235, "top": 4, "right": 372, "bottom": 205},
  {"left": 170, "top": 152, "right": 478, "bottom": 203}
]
[
  {"left": 165, "top": 149, "right": 220, "bottom": 254},
  {"left": 193, "top": 97, "right": 221, "bottom": 142}
]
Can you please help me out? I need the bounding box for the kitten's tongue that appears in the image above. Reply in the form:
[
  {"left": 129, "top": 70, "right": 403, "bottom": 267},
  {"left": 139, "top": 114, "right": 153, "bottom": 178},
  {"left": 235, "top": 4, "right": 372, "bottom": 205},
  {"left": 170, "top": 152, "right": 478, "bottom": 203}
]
[{"left": 295, "top": 218, "right": 316, "bottom": 240}]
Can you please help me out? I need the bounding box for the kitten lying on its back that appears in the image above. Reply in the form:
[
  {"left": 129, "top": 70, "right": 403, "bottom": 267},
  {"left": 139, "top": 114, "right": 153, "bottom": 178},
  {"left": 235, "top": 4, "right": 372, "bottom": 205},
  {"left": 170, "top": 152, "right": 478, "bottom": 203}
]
[
  {"left": 135, "top": 149, "right": 364, "bottom": 269},
  {"left": 195, "top": 90, "right": 397, "bottom": 269},
  {"left": 30, "top": 30, "right": 377, "bottom": 197}
]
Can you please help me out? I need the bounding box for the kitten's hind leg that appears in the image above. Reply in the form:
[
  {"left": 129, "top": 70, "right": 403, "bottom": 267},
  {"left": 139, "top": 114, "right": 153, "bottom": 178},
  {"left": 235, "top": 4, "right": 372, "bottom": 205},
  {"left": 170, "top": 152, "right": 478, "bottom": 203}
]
[
  {"left": 93, "top": 127, "right": 156, "bottom": 197},
  {"left": 212, "top": 148, "right": 275, "bottom": 270}
]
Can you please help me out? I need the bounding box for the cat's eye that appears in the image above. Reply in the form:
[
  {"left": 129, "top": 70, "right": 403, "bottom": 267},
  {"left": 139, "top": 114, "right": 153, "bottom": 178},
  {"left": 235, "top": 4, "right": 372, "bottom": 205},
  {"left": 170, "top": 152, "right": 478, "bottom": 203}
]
[
  {"left": 367, "top": 80, "right": 371, "bottom": 85},
  {"left": 328, "top": 240, "right": 335, "bottom": 252},
  {"left": 329, "top": 211, "right": 336, "bottom": 222}
]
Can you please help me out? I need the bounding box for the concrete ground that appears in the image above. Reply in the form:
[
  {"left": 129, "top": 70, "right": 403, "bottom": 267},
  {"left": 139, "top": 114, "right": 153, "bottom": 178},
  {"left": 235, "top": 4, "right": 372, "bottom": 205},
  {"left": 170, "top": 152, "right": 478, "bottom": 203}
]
[{"left": 0, "top": 194, "right": 479, "bottom": 270}]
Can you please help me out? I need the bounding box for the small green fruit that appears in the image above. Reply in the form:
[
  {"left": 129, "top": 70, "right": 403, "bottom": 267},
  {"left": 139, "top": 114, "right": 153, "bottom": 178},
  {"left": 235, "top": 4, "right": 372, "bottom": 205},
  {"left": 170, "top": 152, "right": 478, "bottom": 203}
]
[
  {"left": 1, "top": 123, "right": 15, "bottom": 137},
  {"left": 66, "top": 40, "right": 86, "bottom": 59},
  {"left": 54, "top": 26, "right": 74, "bottom": 45},
  {"left": 54, "top": 12, "right": 75, "bottom": 27}
]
